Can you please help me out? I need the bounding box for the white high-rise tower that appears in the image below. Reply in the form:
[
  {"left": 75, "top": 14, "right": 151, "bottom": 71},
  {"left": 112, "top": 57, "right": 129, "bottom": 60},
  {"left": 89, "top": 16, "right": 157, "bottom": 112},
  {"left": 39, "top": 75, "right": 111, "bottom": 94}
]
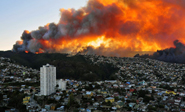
[{"left": 40, "top": 64, "right": 56, "bottom": 96}]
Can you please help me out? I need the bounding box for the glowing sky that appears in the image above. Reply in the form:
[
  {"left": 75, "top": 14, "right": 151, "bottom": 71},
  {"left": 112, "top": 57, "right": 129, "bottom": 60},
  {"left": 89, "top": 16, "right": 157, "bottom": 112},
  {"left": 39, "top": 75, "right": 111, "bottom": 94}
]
[{"left": 0, "top": 0, "right": 87, "bottom": 50}]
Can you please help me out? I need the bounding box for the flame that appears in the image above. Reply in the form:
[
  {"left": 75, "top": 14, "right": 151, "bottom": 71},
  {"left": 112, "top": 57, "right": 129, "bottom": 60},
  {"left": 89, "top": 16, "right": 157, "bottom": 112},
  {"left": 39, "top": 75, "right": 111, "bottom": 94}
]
[
  {"left": 87, "top": 36, "right": 110, "bottom": 48},
  {"left": 15, "top": 0, "right": 185, "bottom": 57},
  {"left": 45, "top": 23, "right": 50, "bottom": 29},
  {"left": 24, "top": 30, "right": 30, "bottom": 34},
  {"left": 16, "top": 41, "right": 23, "bottom": 45},
  {"left": 34, "top": 48, "right": 44, "bottom": 54},
  {"left": 25, "top": 51, "right": 29, "bottom": 53}
]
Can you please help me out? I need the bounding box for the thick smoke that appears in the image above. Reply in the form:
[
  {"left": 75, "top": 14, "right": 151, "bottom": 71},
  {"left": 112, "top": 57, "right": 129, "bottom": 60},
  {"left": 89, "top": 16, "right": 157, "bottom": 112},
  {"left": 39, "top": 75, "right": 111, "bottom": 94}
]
[
  {"left": 12, "top": 0, "right": 185, "bottom": 60},
  {"left": 135, "top": 40, "right": 185, "bottom": 63},
  {"left": 13, "top": 30, "right": 32, "bottom": 52}
]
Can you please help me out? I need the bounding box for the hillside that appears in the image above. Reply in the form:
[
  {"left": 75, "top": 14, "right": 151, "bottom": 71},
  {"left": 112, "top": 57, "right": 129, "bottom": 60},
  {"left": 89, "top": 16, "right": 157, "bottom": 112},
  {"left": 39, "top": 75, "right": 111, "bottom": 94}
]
[{"left": 0, "top": 51, "right": 118, "bottom": 81}]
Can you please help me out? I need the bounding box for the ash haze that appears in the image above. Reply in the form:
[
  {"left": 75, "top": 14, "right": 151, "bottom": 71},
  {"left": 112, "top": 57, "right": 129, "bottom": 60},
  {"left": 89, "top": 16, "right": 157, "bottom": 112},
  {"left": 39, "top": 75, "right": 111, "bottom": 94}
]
[{"left": 0, "top": 0, "right": 87, "bottom": 50}]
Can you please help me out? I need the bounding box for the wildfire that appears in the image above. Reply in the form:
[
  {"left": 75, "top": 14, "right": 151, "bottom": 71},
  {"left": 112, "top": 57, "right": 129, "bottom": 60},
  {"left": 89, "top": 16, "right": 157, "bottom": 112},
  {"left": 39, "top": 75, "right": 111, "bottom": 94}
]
[
  {"left": 24, "top": 30, "right": 30, "bottom": 34},
  {"left": 13, "top": 0, "right": 185, "bottom": 57},
  {"left": 25, "top": 51, "right": 29, "bottom": 53},
  {"left": 16, "top": 41, "right": 23, "bottom": 45},
  {"left": 87, "top": 36, "right": 110, "bottom": 48},
  {"left": 34, "top": 49, "right": 44, "bottom": 54}
]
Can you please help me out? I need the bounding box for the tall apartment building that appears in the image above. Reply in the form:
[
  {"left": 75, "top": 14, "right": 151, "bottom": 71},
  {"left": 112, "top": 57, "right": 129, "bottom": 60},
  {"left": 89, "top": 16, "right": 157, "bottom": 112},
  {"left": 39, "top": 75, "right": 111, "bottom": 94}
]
[{"left": 40, "top": 64, "right": 56, "bottom": 96}]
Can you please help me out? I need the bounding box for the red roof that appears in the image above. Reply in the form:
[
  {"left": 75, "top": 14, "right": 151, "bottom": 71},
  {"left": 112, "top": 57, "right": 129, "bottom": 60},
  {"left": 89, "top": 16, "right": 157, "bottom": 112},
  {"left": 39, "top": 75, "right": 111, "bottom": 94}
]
[{"left": 130, "top": 89, "right": 134, "bottom": 92}]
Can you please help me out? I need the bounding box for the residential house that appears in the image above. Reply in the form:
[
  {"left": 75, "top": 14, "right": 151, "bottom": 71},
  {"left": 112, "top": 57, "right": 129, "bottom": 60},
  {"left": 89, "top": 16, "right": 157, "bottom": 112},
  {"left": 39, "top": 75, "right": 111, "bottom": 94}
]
[{"left": 105, "top": 97, "right": 115, "bottom": 103}]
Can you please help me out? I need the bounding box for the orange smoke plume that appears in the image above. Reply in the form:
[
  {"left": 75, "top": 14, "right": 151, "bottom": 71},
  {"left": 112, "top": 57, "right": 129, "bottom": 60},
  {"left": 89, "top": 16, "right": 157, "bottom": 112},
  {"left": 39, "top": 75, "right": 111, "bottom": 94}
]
[{"left": 13, "top": 0, "right": 185, "bottom": 57}]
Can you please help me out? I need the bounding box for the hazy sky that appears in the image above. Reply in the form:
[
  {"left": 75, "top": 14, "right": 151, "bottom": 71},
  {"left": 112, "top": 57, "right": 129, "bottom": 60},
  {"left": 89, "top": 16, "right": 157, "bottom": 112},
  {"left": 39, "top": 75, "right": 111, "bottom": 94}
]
[{"left": 0, "top": 0, "right": 88, "bottom": 50}]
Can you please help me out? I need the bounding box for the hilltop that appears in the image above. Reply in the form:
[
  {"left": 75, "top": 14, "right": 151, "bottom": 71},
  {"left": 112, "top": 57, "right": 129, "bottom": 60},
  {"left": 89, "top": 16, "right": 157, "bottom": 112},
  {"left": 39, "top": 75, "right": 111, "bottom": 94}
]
[
  {"left": 0, "top": 51, "right": 118, "bottom": 81},
  {"left": 1, "top": 51, "right": 185, "bottom": 111}
]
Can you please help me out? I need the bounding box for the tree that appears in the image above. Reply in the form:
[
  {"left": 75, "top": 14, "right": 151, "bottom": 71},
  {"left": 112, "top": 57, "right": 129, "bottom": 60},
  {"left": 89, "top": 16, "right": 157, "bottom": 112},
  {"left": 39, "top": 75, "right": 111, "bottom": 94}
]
[
  {"left": 55, "top": 84, "right": 59, "bottom": 91},
  {"left": 138, "top": 90, "right": 149, "bottom": 97},
  {"left": 8, "top": 93, "right": 27, "bottom": 112},
  {"left": 47, "top": 99, "right": 56, "bottom": 104},
  {"left": 158, "top": 105, "right": 164, "bottom": 108},
  {"left": 114, "top": 96, "right": 119, "bottom": 101},
  {"left": 67, "top": 93, "right": 75, "bottom": 108},
  {"left": 183, "top": 97, "right": 185, "bottom": 101},
  {"left": 56, "top": 84, "right": 59, "bottom": 88},
  {"left": 30, "top": 89, "right": 33, "bottom": 93},
  {"left": 121, "top": 98, "right": 125, "bottom": 102},
  {"left": 107, "top": 101, "right": 112, "bottom": 106},
  {"left": 147, "top": 105, "right": 157, "bottom": 111}
]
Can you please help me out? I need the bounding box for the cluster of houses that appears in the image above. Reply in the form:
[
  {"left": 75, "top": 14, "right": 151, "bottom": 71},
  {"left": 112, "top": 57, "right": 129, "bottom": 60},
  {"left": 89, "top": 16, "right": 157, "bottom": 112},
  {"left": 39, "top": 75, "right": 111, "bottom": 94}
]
[
  {"left": 0, "top": 57, "right": 40, "bottom": 111},
  {"left": 0, "top": 57, "right": 40, "bottom": 95},
  {"left": 1, "top": 55, "right": 185, "bottom": 112},
  {"left": 30, "top": 79, "right": 185, "bottom": 112},
  {"left": 0, "top": 57, "right": 39, "bottom": 84}
]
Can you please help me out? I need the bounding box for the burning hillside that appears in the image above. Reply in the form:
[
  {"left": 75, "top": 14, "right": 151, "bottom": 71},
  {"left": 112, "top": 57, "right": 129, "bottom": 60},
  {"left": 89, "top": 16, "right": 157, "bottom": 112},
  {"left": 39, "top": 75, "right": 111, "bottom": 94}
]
[{"left": 13, "top": 0, "right": 185, "bottom": 57}]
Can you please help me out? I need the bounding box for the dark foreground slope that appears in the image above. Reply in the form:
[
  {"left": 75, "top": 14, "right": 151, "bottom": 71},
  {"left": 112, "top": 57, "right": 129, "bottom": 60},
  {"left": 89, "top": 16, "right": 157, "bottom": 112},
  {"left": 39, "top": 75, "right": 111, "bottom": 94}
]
[{"left": 0, "top": 51, "right": 118, "bottom": 81}]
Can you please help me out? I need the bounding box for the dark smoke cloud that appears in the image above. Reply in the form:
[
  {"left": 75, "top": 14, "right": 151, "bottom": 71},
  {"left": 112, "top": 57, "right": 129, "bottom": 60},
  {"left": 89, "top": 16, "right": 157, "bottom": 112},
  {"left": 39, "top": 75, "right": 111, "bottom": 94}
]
[
  {"left": 12, "top": 0, "right": 185, "bottom": 60},
  {"left": 119, "top": 21, "right": 140, "bottom": 35},
  {"left": 79, "top": 45, "right": 153, "bottom": 57},
  {"left": 27, "top": 40, "right": 42, "bottom": 53},
  {"left": 43, "top": 23, "right": 60, "bottom": 39},
  {"left": 13, "top": 30, "right": 32, "bottom": 52},
  {"left": 12, "top": 0, "right": 122, "bottom": 53},
  {"left": 31, "top": 27, "right": 47, "bottom": 39},
  {"left": 135, "top": 40, "right": 185, "bottom": 63}
]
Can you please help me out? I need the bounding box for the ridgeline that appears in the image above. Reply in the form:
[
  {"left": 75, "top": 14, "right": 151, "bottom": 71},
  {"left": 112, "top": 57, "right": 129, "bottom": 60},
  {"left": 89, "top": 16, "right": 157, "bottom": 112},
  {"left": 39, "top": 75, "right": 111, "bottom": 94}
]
[{"left": 0, "top": 51, "right": 118, "bottom": 81}]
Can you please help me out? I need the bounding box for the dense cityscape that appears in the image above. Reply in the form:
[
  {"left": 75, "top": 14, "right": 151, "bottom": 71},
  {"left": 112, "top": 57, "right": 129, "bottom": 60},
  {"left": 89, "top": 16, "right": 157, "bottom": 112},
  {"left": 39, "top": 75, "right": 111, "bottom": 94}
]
[
  {"left": 2, "top": 0, "right": 185, "bottom": 112},
  {"left": 0, "top": 55, "right": 185, "bottom": 112}
]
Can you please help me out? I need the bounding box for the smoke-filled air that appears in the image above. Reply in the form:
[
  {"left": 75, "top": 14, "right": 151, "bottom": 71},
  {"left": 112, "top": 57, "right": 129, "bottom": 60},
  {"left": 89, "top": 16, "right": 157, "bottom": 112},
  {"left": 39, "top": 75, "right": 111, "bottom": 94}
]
[{"left": 12, "top": 0, "right": 185, "bottom": 57}]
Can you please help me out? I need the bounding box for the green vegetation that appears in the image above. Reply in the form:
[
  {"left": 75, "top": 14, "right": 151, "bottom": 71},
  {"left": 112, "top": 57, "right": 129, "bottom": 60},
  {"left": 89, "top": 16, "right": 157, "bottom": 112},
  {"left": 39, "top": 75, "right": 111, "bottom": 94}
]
[
  {"left": 1, "top": 91, "right": 28, "bottom": 112},
  {"left": 159, "top": 84, "right": 174, "bottom": 91},
  {"left": 66, "top": 93, "right": 80, "bottom": 109},
  {"left": 147, "top": 105, "right": 157, "bottom": 111},
  {"left": 2, "top": 82, "right": 39, "bottom": 87},
  {"left": 0, "top": 51, "right": 118, "bottom": 81}
]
